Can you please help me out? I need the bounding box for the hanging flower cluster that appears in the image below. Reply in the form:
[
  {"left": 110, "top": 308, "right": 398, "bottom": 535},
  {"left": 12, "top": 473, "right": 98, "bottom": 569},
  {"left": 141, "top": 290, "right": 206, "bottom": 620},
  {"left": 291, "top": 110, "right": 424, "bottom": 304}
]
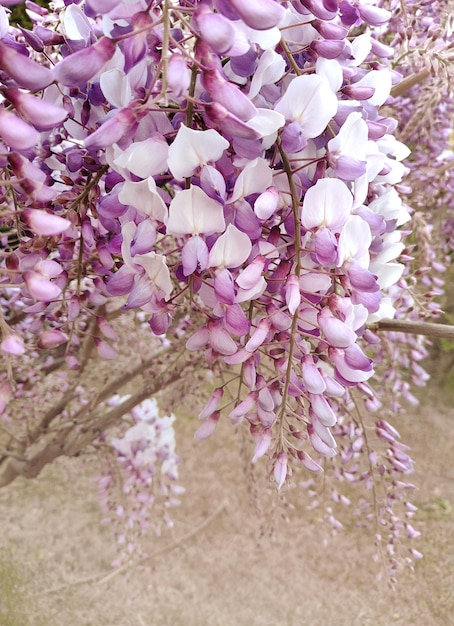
[
  {"left": 97, "top": 396, "right": 183, "bottom": 565},
  {"left": 364, "top": 0, "right": 453, "bottom": 410},
  {"left": 0, "top": 0, "right": 429, "bottom": 572}
]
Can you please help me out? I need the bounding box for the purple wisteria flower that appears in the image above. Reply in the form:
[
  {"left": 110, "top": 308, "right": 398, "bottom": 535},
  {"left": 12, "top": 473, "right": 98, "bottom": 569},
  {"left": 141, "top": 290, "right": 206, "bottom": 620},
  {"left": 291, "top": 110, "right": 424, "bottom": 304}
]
[{"left": 0, "top": 0, "right": 430, "bottom": 574}]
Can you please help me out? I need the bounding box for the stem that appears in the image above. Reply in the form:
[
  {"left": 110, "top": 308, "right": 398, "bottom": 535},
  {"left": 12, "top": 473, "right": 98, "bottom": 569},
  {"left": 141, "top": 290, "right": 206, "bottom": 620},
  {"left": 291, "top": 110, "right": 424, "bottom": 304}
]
[
  {"left": 280, "top": 37, "right": 302, "bottom": 77},
  {"left": 161, "top": 0, "right": 171, "bottom": 106},
  {"left": 276, "top": 138, "right": 302, "bottom": 446},
  {"left": 185, "top": 64, "right": 198, "bottom": 128}
]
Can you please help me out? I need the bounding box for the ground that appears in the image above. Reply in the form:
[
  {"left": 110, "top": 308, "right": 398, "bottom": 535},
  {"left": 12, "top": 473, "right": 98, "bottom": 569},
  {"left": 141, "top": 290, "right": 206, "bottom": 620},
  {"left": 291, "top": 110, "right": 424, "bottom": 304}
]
[{"left": 0, "top": 381, "right": 453, "bottom": 626}]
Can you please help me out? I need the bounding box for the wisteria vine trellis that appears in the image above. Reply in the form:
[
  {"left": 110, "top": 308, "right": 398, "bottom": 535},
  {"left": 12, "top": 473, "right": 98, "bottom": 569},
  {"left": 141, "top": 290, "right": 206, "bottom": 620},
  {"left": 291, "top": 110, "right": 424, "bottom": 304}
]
[{"left": 0, "top": 0, "right": 452, "bottom": 574}]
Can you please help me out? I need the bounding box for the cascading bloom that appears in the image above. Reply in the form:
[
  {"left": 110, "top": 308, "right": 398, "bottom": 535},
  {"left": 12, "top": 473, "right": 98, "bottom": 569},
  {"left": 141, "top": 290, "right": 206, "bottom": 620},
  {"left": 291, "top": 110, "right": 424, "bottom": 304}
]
[{"left": 0, "top": 0, "right": 424, "bottom": 571}]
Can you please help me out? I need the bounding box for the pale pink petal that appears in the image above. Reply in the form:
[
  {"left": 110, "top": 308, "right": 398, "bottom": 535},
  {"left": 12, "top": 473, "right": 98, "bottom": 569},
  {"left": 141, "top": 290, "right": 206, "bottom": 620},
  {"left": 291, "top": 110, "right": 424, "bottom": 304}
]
[
  {"left": 308, "top": 424, "right": 337, "bottom": 457},
  {"left": 0, "top": 7, "right": 8, "bottom": 38},
  {"left": 0, "top": 39, "right": 53, "bottom": 90},
  {"left": 214, "top": 267, "right": 235, "bottom": 305},
  {"left": 113, "top": 136, "right": 169, "bottom": 178},
  {"left": 251, "top": 426, "right": 272, "bottom": 463},
  {"left": 1, "top": 334, "right": 25, "bottom": 355},
  {"left": 208, "top": 224, "right": 252, "bottom": 268},
  {"left": 311, "top": 415, "right": 337, "bottom": 449},
  {"left": 230, "top": 157, "right": 273, "bottom": 203},
  {"left": 6, "top": 88, "right": 68, "bottom": 131},
  {"left": 38, "top": 329, "right": 68, "bottom": 349},
  {"left": 228, "top": 0, "right": 285, "bottom": 30},
  {"left": 246, "top": 109, "right": 285, "bottom": 138},
  {"left": 285, "top": 274, "right": 301, "bottom": 315},
  {"left": 253, "top": 187, "right": 279, "bottom": 221},
  {"left": 118, "top": 178, "right": 168, "bottom": 222},
  {"left": 274, "top": 451, "right": 288, "bottom": 489},
  {"left": 203, "top": 68, "right": 257, "bottom": 122},
  {"left": 301, "top": 361, "right": 326, "bottom": 394},
  {"left": 125, "top": 273, "right": 154, "bottom": 308},
  {"left": 52, "top": 37, "right": 116, "bottom": 86},
  {"left": 0, "top": 108, "right": 39, "bottom": 151},
  {"left": 322, "top": 376, "right": 345, "bottom": 398},
  {"left": 275, "top": 75, "right": 337, "bottom": 138},
  {"left": 318, "top": 309, "right": 356, "bottom": 348},
  {"left": 84, "top": 107, "right": 137, "bottom": 150},
  {"left": 330, "top": 346, "right": 374, "bottom": 384},
  {"left": 195, "top": 7, "right": 236, "bottom": 55},
  {"left": 298, "top": 450, "right": 323, "bottom": 473},
  {"left": 24, "top": 271, "right": 62, "bottom": 301},
  {"left": 167, "top": 186, "right": 225, "bottom": 236},
  {"left": 301, "top": 178, "right": 353, "bottom": 231},
  {"left": 167, "top": 53, "right": 190, "bottom": 97},
  {"left": 224, "top": 304, "right": 250, "bottom": 336},
  {"left": 95, "top": 338, "right": 117, "bottom": 360},
  {"left": 309, "top": 393, "right": 337, "bottom": 427},
  {"left": 100, "top": 69, "right": 132, "bottom": 108},
  {"left": 236, "top": 256, "right": 265, "bottom": 290},
  {"left": 249, "top": 48, "right": 286, "bottom": 99},
  {"left": 245, "top": 318, "right": 270, "bottom": 353},
  {"left": 168, "top": 125, "right": 229, "bottom": 180},
  {"left": 98, "top": 317, "right": 119, "bottom": 342},
  {"left": 186, "top": 327, "right": 210, "bottom": 351},
  {"left": 135, "top": 252, "right": 173, "bottom": 299},
  {"left": 181, "top": 235, "right": 209, "bottom": 276},
  {"left": 337, "top": 215, "right": 371, "bottom": 268},
  {"left": 23, "top": 209, "right": 71, "bottom": 236},
  {"left": 228, "top": 393, "right": 257, "bottom": 421},
  {"left": 199, "top": 388, "right": 224, "bottom": 420},
  {"left": 194, "top": 412, "right": 220, "bottom": 440},
  {"left": 62, "top": 4, "right": 92, "bottom": 42},
  {"left": 209, "top": 324, "right": 237, "bottom": 355},
  {"left": 205, "top": 102, "right": 261, "bottom": 141},
  {"left": 314, "top": 227, "right": 338, "bottom": 265},
  {"left": 258, "top": 385, "right": 274, "bottom": 412}
]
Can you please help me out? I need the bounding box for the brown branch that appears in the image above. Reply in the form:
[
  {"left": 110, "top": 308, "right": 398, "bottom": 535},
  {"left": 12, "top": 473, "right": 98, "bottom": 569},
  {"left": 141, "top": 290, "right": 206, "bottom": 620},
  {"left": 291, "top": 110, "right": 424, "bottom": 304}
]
[
  {"left": 390, "top": 68, "right": 430, "bottom": 97},
  {"left": 0, "top": 354, "right": 197, "bottom": 488},
  {"left": 368, "top": 318, "right": 454, "bottom": 340}
]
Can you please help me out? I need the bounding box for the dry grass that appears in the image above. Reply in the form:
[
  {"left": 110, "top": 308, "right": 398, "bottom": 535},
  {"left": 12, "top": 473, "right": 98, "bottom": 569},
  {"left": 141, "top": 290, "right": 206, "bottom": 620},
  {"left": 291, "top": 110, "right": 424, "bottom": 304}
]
[{"left": 0, "top": 385, "right": 453, "bottom": 626}]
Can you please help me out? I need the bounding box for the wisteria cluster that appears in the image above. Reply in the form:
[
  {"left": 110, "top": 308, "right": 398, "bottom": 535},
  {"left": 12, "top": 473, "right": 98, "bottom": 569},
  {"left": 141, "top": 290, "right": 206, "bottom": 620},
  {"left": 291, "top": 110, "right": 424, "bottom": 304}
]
[
  {"left": 97, "top": 396, "right": 183, "bottom": 565},
  {"left": 0, "top": 0, "right": 442, "bottom": 573},
  {"left": 366, "top": 0, "right": 454, "bottom": 409}
]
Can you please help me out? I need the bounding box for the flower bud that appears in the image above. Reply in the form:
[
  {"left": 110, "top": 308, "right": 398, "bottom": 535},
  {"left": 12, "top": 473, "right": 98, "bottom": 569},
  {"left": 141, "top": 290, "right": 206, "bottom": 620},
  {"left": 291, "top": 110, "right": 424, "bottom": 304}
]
[
  {"left": 23, "top": 209, "right": 71, "bottom": 236},
  {"left": 195, "top": 7, "right": 236, "bottom": 55},
  {"left": 194, "top": 412, "right": 220, "bottom": 440},
  {"left": 52, "top": 37, "right": 116, "bottom": 86},
  {"left": 274, "top": 451, "right": 288, "bottom": 489},
  {"left": 37, "top": 329, "right": 68, "bottom": 350},
  {"left": 167, "top": 53, "right": 190, "bottom": 97},
  {"left": 6, "top": 88, "right": 68, "bottom": 131},
  {"left": 0, "top": 39, "right": 53, "bottom": 90},
  {"left": 0, "top": 107, "right": 39, "bottom": 151},
  {"left": 199, "top": 388, "right": 224, "bottom": 420},
  {"left": 227, "top": 0, "right": 285, "bottom": 30},
  {"left": 1, "top": 334, "right": 25, "bottom": 355},
  {"left": 285, "top": 274, "right": 301, "bottom": 316},
  {"left": 254, "top": 187, "right": 279, "bottom": 221}
]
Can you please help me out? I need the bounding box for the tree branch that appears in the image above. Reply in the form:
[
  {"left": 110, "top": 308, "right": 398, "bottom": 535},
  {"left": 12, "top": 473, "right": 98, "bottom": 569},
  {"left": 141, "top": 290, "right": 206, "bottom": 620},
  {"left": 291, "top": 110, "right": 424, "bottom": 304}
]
[
  {"left": 390, "top": 68, "right": 430, "bottom": 97},
  {"left": 0, "top": 353, "right": 198, "bottom": 488},
  {"left": 368, "top": 318, "right": 454, "bottom": 340}
]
